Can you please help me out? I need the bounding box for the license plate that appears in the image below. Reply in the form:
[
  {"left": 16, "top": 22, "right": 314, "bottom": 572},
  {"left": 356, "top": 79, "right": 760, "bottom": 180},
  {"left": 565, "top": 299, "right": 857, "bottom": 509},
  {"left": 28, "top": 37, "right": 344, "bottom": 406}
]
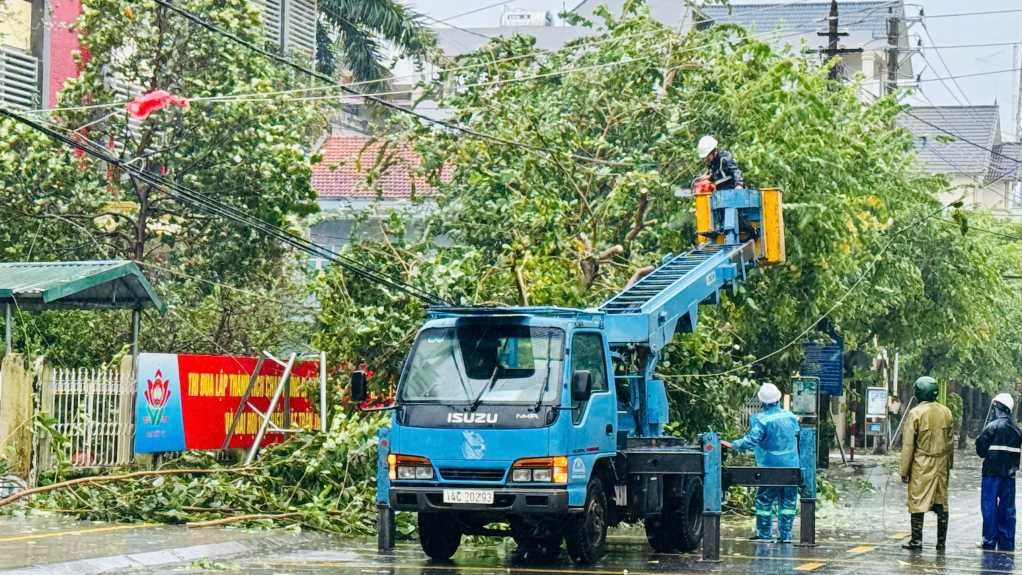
[{"left": 442, "top": 489, "right": 494, "bottom": 505}]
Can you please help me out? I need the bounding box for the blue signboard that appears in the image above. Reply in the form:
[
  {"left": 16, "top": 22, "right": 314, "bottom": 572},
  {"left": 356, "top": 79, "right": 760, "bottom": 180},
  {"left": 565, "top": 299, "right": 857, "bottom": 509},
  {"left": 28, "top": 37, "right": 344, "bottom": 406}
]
[
  {"left": 134, "top": 353, "right": 186, "bottom": 453},
  {"left": 802, "top": 340, "right": 843, "bottom": 396}
]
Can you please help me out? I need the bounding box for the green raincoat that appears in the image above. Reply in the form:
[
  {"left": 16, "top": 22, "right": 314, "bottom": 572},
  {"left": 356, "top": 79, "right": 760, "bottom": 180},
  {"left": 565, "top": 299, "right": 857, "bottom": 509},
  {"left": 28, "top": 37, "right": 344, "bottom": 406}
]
[{"left": 899, "top": 401, "right": 955, "bottom": 513}]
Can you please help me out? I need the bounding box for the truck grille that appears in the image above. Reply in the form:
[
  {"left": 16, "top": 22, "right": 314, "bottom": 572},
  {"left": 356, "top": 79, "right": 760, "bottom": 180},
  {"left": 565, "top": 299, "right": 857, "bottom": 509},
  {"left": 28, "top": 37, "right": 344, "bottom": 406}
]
[{"left": 438, "top": 467, "right": 505, "bottom": 481}]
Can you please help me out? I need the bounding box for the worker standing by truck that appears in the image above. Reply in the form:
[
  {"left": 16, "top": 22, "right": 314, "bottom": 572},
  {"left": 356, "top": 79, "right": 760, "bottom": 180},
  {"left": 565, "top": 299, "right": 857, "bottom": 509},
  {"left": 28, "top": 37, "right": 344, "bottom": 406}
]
[
  {"left": 899, "top": 376, "right": 954, "bottom": 552},
  {"left": 975, "top": 393, "right": 1020, "bottom": 552},
  {"left": 722, "top": 383, "right": 800, "bottom": 543},
  {"left": 697, "top": 135, "right": 744, "bottom": 190}
]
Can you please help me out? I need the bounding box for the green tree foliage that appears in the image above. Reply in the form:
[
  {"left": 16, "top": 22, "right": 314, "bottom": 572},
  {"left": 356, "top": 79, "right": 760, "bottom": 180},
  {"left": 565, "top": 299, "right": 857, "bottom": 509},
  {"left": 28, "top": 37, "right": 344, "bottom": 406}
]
[
  {"left": 316, "top": 0, "right": 433, "bottom": 81},
  {"left": 315, "top": 3, "right": 1022, "bottom": 433},
  {"left": 0, "top": 0, "right": 324, "bottom": 364}
]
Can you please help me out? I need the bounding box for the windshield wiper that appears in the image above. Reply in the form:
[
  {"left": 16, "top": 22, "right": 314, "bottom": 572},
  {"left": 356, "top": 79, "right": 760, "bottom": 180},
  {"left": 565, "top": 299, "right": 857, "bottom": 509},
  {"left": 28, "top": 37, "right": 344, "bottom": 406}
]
[
  {"left": 531, "top": 333, "right": 554, "bottom": 413},
  {"left": 469, "top": 363, "right": 501, "bottom": 412},
  {"left": 448, "top": 340, "right": 474, "bottom": 404}
]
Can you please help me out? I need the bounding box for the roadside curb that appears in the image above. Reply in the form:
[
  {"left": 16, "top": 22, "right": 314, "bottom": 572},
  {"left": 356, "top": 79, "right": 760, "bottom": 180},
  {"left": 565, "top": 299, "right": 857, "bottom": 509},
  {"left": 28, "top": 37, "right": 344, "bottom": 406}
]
[{"left": 0, "top": 533, "right": 300, "bottom": 574}]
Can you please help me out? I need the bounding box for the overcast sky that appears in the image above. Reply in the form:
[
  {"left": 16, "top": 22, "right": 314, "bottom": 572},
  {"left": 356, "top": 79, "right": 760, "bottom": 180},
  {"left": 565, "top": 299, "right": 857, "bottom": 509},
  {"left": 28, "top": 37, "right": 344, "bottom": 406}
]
[{"left": 405, "top": 0, "right": 1022, "bottom": 141}]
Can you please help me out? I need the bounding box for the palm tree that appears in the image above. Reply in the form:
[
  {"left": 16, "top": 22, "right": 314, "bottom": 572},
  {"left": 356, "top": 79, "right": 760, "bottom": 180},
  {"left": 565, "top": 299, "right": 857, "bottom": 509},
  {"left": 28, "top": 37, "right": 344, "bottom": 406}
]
[{"left": 317, "top": 0, "right": 434, "bottom": 83}]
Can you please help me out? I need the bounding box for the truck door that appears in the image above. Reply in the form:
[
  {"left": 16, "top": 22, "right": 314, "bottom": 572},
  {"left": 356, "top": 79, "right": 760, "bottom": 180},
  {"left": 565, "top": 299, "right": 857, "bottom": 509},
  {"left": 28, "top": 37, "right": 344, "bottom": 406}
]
[{"left": 568, "top": 332, "right": 617, "bottom": 462}]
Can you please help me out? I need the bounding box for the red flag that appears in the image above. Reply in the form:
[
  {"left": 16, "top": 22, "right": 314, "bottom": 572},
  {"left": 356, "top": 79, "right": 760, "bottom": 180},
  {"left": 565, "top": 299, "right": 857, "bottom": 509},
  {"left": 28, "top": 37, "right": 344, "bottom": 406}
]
[{"left": 126, "top": 90, "right": 189, "bottom": 119}]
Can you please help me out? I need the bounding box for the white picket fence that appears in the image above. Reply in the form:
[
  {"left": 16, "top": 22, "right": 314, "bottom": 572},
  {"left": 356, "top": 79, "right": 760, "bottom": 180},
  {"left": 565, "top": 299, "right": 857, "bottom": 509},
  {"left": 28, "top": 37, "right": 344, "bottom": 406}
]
[
  {"left": 38, "top": 363, "right": 135, "bottom": 470},
  {"left": 740, "top": 397, "right": 761, "bottom": 430}
]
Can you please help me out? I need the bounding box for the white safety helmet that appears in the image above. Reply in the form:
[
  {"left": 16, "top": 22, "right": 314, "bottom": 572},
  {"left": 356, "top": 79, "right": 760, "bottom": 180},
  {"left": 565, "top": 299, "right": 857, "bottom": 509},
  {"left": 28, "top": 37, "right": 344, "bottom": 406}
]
[
  {"left": 758, "top": 383, "right": 782, "bottom": 405},
  {"left": 993, "top": 393, "right": 1015, "bottom": 412},
  {"left": 697, "top": 135, "right": 718, "bottom": 160}
]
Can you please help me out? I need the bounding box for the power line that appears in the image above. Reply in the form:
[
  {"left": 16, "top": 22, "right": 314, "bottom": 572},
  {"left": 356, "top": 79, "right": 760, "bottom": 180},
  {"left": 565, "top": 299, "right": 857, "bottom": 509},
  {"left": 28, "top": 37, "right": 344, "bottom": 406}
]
[
  {"left": 150, "top": 0, "right": 631, "bottom": 168},
  {"left": 901, "top": 107, "right": 1022, "bottom": 168},
  {"left": 661, "top": 201, "right": 958, "bottom": 381},
  {"left": 920, "top": 42, "right": 1022, "bottom": 50},
  {"left": 0, "top": 106, "right": 448, "bottom": 305},
  {"left": 439, "top": 0, "right": 517, "bottom": 23},
  {"left": 916, "top": 67, "right": 1022, "bottom": 84},
  {"left": 922, "top": 8, "right": 1022, "bottom": 19},
  {"left": 150, "top": 0, "right": 908, "bottom": 171}
]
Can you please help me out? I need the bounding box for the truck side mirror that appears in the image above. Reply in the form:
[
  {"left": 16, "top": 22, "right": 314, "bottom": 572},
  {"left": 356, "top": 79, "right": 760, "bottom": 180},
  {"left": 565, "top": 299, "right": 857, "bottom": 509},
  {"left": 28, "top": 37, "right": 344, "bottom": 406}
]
[
  {"left": 572, "top": 370, "right": 592, "bottom": 401},
  {"left": 350, "top": 371, "right": 368, "bottom": 402}
]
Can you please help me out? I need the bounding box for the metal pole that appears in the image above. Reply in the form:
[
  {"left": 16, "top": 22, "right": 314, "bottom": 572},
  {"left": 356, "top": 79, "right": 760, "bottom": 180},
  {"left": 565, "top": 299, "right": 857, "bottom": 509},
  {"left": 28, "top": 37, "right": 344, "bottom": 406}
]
[
  {"left": 701, "top": 432, "right": 722, "bottom": 562},
  {"left": 799, "top": 427, "right": 817, "bottom": 546},
  {"left": 4, "top": 302, "right": 11, "bottom": 354},
  {"left": 377, "top": 426, "right": 395, "bottom": 552},
  {"left": 222, "top": 356, "right": 265, "bottom": 450},
  {"left": 245, "top": 353, "right": 296, "bottom": 465},
  {"left": 319, "top": 351, "right": 328, "bottom": 432},
  {"left": 130, "top": 309, "right": 141, "bottom": 358}
]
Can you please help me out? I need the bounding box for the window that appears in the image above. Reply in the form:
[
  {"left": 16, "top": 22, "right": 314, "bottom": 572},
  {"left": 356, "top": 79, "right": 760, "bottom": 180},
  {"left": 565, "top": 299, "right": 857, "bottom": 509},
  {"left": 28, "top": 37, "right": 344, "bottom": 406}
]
[
  {"left": 570, "top": 333, "right": 608, "bottom": 422},
  {"left": 398, "top": 325, "right": 564, "bottom": 405}
]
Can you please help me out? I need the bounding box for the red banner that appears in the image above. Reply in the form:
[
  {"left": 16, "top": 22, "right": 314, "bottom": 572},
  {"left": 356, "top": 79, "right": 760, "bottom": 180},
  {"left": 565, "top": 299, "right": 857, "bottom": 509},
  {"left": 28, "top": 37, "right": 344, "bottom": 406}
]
[{"left": 135, "top": 353, "right": 322, "bottom": 452}]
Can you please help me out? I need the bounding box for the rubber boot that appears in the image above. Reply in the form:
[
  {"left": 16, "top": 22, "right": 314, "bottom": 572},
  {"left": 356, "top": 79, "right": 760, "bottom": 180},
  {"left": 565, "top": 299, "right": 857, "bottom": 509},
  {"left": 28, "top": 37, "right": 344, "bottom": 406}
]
[
  {"left": 935, "top": 507, "right": 949, "bottom": 552},
  {"left": 902, "top": 513, "right": 924, "bottom": 550}
]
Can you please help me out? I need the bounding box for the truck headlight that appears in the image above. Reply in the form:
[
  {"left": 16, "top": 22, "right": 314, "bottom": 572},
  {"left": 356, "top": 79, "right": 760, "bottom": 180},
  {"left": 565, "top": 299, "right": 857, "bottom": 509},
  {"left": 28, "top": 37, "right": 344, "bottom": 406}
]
[
  {"left": 531, "top": 468, "right": 552, "bottom": 482},
  {"left": 388, "top": 454, "right": 434, "bottom": 481},
  {"left": 512, "top": 469, "right": 532, "bottom": 482},
  {"left": 511, "top": 456, "right": 568, "bottom": 484}
]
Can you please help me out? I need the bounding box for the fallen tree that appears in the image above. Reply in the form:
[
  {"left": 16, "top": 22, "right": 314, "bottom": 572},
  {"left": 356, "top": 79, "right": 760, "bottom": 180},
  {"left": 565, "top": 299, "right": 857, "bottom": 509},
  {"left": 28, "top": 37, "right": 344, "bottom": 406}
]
[{"left": 2, "top": 412, "right": 406, "bottom": 536}]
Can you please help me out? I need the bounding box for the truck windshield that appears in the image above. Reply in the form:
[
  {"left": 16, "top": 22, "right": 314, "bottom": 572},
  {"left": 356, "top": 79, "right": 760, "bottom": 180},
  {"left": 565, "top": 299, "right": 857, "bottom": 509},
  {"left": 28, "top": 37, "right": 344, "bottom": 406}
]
[{"left": 399, "top": 325, "right": 565, "bottom": 405}]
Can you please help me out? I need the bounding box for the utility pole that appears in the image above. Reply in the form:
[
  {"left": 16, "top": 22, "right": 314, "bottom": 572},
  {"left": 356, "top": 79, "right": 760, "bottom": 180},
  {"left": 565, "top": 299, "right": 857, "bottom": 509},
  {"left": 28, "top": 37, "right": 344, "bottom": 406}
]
[
  {"left": 1014, "top": 43, "right": 1021, "bottom": 140},
  {"left": 887, "top": 12, "right": 900, "bottom": 94},
  {"left": 817, "top": 0, "right": 862, "bottom": 82}
]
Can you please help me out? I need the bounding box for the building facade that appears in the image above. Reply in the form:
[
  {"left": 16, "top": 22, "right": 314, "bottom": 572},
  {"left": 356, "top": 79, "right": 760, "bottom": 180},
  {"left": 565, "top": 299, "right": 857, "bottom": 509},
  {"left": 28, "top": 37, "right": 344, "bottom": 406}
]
[
  {"left": 0, "top": 0, "right": 315, "bottom": 110},
  {"left": 898, "top": 105, "right": 1022, "bottom": 213}
]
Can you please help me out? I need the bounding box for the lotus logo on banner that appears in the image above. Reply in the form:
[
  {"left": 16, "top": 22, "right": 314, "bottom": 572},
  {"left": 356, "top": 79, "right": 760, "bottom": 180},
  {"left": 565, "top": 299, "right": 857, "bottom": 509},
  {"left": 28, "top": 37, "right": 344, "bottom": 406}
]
[{"left": 144, "top": 369, "right": 172, "bottom": 425}]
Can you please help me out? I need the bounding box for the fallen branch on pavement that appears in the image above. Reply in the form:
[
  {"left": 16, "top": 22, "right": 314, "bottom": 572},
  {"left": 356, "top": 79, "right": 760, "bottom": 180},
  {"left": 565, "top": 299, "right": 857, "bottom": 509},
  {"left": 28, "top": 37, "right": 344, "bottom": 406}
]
[
  {"left": 0, "top": 468, "right": 250, "bottom": 508},
  {"left": 187, "top": 512, "right": 301, "bottom": 528}
]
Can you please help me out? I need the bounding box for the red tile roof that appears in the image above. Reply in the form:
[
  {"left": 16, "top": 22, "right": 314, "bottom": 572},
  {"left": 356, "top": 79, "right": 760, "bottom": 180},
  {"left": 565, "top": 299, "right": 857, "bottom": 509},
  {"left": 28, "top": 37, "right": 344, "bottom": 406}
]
[{"left": 312, "top": 134, "right": 438, "bottom": 200}]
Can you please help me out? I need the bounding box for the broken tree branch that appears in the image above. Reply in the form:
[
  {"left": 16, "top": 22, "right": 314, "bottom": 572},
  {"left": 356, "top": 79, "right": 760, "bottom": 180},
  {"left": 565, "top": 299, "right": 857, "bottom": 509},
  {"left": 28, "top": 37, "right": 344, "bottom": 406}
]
[
  {"left": 0, "top": 468, "right": 254, "bottom": 508},
  {"left": 187, "top": 512, "right": 301, "bottom": 528}
]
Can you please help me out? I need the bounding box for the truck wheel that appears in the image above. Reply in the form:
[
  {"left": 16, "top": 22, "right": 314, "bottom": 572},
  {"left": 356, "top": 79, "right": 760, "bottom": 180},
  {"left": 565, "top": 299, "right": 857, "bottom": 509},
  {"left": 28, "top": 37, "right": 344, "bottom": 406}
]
[
  {"left": 644, "top": 515, "right": 675, "bottom": 553},
  {"left": 566, "top": 478, "right": 608, "bottom": 564},
  {"left": 513, "top": 536, "right": 562, "bottom": 562},
  {"left": 644, "top": 478, "right": 704, "bottom": 553},
  {"left": 675, "top": 477, "right": 704, "bottom": 552},
  {"left": 418, "top": 512, "right": 461, "bottom": 561}
]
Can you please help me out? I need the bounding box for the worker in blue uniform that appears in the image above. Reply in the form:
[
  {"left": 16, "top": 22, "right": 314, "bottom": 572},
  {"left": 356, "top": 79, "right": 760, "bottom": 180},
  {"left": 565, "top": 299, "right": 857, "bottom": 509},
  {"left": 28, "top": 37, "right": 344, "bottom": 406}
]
[
  {"left": 976, "top": 393, "right": 1021, "bottom": 551},
  {"left": 723, "top": 383, "right": 800, "bottom": 542}
]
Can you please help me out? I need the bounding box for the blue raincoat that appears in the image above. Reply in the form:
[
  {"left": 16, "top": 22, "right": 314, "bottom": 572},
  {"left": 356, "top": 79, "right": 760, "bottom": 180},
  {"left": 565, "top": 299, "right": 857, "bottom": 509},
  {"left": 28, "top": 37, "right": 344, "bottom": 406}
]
[{"left": 732, "top": 403, "right": 801, "bottom": 541}]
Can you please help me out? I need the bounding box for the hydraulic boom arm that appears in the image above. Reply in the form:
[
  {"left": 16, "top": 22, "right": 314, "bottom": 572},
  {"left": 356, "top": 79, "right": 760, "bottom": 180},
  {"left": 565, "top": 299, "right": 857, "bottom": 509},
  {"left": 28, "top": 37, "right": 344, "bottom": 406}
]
[{"left": 600, "top": 187, "right": 784, "bottom": 437}]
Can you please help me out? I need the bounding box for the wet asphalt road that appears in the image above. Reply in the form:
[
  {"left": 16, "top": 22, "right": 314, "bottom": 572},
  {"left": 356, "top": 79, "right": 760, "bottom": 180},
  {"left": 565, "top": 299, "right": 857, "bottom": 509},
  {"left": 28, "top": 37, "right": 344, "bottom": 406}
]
[{"left": 0, "top": 454, "right": 1018, "bottom": 574}]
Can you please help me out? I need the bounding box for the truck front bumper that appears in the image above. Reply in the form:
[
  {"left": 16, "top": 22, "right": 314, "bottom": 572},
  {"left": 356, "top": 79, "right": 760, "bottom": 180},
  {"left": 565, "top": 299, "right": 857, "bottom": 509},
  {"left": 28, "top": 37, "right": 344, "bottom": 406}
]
[{"left": 390, "top": 486, "right": 571, "bottom": 514}]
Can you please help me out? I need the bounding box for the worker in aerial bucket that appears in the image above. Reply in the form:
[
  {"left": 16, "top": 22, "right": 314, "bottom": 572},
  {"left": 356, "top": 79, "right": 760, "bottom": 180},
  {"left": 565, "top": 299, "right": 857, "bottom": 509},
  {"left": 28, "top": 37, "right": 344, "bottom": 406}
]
[
  {"left": 697, "top": 135, "right": 744, "bottom": 191},
  {"left": 976, "top": 393, "right": 1021, "bottom": 551},
  {"left": 899, "top": 376, "right": 954, "bottom": 551},
  {"left": 722, "top": 383, "right": 800, "bottom": 543}
]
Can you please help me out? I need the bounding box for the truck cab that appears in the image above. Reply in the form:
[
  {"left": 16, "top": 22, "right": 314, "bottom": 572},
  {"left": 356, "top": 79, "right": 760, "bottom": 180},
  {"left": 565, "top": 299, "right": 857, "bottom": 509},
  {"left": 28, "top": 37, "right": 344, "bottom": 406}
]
[{"left": 384, "top": 307, "right": 628, "bottom": 563}]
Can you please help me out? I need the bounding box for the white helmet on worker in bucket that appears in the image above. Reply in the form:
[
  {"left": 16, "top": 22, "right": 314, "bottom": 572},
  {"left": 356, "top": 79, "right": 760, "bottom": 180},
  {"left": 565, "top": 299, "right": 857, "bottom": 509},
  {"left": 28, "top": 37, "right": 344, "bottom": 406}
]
[
  {"left": 758, "top": 383, "right": 782, "bottom": 405},
  {"left": 697, "top": 135, "right": 718, "bottom": 160},
  {"left": 993, "top": 393, "right": 1015, "bottom": 412}
]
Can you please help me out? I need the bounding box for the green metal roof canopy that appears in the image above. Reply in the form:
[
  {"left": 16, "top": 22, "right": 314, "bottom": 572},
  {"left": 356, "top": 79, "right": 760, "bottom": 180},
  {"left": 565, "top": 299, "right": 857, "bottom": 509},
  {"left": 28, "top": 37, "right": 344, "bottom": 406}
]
[{"left": 0, "top": 260, "right": 165, "bottom": 313}]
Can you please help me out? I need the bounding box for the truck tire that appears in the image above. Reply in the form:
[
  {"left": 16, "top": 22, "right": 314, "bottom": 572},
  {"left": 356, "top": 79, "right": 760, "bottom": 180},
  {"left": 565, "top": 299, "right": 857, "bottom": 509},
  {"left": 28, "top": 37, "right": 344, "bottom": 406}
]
[
  {"left": 675, "top": 477, "right": 704, "bottom": 552},
  {"left": 418, "top": 512, "right": 461, "bottom": 561},
  {"left": 566, "top": 478, "right": 608, "bottom": 564},
  {"left": 644, "top": 515, "right": 675, "bottom": 553},
  {"left": 643, "top": 477, "right": 704, "bottom": 553},
  {"left": 512, "top": 536, "right": 562, "bottom": 562}
]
